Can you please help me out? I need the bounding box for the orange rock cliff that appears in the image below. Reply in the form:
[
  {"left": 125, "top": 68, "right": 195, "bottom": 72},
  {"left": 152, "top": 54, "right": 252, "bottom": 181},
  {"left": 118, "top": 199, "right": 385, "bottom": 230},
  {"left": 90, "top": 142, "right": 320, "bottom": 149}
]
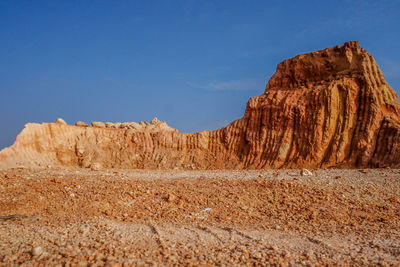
[{"left": 1, "top": 41, "right": 400, "bottom": 169}]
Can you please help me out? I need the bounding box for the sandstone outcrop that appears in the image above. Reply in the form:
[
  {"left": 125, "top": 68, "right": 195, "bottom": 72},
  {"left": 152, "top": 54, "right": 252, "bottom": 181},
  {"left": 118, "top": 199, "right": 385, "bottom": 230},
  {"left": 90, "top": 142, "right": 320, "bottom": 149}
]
[{"left": 1, "top": 41, "right": 399, "bottom": 169}]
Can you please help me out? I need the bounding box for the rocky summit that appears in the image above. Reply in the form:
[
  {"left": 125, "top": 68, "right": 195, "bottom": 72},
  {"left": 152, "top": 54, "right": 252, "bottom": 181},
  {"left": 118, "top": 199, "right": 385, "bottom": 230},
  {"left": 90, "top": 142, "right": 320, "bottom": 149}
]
[{"left": 1, "top": 41, "right": 399, "bottom": 169}]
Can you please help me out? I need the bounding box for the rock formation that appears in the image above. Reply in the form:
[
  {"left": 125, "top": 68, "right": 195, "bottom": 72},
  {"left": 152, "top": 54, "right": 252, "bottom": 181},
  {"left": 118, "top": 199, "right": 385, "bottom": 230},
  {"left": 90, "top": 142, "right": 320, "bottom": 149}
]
[{"left": 1, "top": 41, "right": 399, "bottom": 169}]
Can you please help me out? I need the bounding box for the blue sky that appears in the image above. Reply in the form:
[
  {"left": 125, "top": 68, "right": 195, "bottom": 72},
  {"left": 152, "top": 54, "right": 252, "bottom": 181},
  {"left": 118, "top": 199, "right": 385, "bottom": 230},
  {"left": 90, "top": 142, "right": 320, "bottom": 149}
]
[{"left": 0, "top": 0, "right": 399, "bottom": 149}]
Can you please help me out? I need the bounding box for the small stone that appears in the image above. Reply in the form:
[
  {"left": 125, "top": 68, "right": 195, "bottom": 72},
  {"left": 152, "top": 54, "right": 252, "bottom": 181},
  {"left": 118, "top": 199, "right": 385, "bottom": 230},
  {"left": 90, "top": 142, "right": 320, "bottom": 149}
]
[
  {"left": 94, "top": 252, "right": 105, "bottom": 261},
  {"left": 177, "top": 199, "right": 184, "bottom": 206},
  {"left": 270, "top": 245, "right": 278, "bottom": 251},
  {"left": 75, "top": 121, "right": 88, "bottom": 127},
  {"left": 90, "top": 163, "right": 102, "bottom": 171},
  {"left": 167, "top": 193, "right": 176, "bottom": 203},
  {"left": 388, "top": 197, "right": 399, "bottom": 203},
  {"left": 32, "top": 246, "right": 43, "bottom": 256},
  {"left": 56, "top": 118, "right": 67, "bottom": 125},
  {"left": 300, "top": 168, "right": 313, "bottom": 176},
  {"left": 51, "top": 177, "right": 60, "bottom": 183}
]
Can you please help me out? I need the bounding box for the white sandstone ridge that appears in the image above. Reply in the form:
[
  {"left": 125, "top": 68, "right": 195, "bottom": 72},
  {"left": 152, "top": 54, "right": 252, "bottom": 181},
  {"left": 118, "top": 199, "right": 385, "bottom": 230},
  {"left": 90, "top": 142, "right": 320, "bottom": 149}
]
[
  {"left": 0, "top": 117, "right": 179, "bottom": 169},
  {"left": 57, "top": 117, "right": 177, "bottom": 132}
]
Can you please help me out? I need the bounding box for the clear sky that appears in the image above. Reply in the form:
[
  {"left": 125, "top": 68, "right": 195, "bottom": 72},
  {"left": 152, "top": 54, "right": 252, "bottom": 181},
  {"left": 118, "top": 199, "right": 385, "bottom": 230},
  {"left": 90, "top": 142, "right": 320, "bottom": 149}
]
[{"left": 1, "top": 0, "right": 399, "bottom": 149}]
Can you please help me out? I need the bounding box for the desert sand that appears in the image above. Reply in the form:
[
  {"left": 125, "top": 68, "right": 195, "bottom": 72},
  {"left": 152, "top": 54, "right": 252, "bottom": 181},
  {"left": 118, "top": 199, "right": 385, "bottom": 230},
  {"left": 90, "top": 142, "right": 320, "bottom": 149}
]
[{"left": 0, "top": 167, "right": 399, "bottom": 266}]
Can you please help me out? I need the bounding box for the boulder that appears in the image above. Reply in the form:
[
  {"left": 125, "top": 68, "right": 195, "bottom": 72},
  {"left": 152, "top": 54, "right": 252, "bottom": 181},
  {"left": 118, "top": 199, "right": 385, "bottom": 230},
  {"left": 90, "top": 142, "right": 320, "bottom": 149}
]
[
  {"left": 75, "top": 121, "right": 88, "bottom": 127},
  {"left": 91, "top": 121, "right": 105, "bottom": 128},
  {"left": 55, "top": 118, "right": 67, "bottom": 125}
]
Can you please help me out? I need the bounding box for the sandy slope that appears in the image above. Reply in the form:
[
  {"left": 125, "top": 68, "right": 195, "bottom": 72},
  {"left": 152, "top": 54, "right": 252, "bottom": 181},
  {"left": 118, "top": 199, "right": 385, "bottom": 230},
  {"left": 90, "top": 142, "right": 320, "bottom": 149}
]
[{"left": 0, "top": 168, "right": 399, "bottom": 266}]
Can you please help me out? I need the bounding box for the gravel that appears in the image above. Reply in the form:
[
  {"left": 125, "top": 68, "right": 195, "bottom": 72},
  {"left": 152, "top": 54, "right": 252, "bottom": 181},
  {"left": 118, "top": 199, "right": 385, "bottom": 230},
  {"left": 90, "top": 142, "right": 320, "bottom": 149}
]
[{"left": 0, "top": 167, "right": 399, "bottom": 266}]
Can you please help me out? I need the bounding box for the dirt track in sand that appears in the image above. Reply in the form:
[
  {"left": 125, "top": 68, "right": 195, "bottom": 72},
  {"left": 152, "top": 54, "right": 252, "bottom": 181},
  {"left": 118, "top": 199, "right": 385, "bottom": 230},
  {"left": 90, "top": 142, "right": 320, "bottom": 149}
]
[{"left": 0, "top": 167, "right": 399, "bottom": 266}]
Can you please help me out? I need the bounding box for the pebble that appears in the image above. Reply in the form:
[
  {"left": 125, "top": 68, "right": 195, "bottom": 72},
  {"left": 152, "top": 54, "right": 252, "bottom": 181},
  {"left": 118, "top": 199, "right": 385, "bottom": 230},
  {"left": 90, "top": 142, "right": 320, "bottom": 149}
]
[
  {"left": 91, "top": 163, "right": 102, "bottom": 171},
  {"left": 167, "top": 193, "right": 176, "bottom": 203},
  {"left": 32, "top": 246, "right": 43, "bottom": 256},
  {"left": 301, "top": 169, "right": 313, "bottom": 176}
]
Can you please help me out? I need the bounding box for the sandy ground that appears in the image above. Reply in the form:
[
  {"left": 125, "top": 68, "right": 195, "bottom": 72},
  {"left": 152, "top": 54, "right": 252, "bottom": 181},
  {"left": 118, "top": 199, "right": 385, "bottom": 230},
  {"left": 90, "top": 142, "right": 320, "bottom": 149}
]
[{"left": 0, "top": 167, "right": 399, "bottom": 266}]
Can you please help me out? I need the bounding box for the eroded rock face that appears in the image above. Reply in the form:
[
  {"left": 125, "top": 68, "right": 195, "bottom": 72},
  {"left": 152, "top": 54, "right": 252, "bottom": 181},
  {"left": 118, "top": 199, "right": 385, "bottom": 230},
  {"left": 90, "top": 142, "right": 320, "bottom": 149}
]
[
  {"left": 232, "top": 41, "right": 400, "bottom": 168},
  {"left": 1, "top": 41, "right": 399, "bottom": 169}
]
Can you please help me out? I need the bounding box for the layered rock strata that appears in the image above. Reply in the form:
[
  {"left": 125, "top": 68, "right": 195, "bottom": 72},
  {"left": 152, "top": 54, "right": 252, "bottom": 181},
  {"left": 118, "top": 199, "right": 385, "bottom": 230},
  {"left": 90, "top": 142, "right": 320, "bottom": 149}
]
[{"left": 1, "top": 41, "right": 399, "bottom": 169}]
